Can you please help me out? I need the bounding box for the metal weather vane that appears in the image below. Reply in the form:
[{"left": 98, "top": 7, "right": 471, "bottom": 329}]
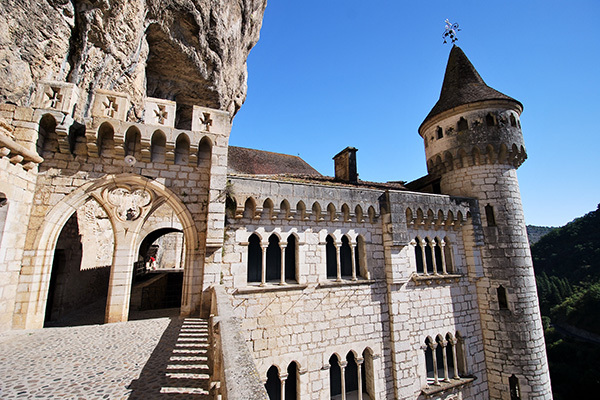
[{"left": 443, "top": 19, "right": 460, "bottom": 44}]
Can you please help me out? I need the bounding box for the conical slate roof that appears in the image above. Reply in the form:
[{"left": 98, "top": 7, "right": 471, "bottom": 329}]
[{"left": 421, "top": 45, "right": 521, "bottom": 128}]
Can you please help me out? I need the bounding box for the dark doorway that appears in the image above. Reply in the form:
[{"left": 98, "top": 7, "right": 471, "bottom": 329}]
[{"left": 45, "top": 212, "right": 111, "bottom": 327}]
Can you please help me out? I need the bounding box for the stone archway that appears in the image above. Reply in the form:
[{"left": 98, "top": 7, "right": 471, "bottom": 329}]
[{"left": 13, "top": 174, "right": 200, "bottom": 330}]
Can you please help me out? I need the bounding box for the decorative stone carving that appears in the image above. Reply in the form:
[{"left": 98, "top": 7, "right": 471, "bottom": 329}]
[
  {"left": 192, "top": 105, "right": 229, "bottom": 134},
  {"left": 33, "top": 81, "right": 79, "bottom": 113},
  {"left": 91, "top": 89, "right": 129, "bottom": 120},
  {"left": 144, "top": 98, "right": 176, "bottom": 128},
  {"left": 105, "top": 187, "right": 152, "bottom": 222}
]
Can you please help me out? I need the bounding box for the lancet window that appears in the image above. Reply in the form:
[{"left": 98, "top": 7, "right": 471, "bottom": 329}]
[{"left": 329, "top": 350, "right": 372, "bottom": 399}]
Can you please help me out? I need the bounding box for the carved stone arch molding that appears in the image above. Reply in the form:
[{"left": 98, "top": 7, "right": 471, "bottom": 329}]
[{"left": 14, "top": 174, "right": 200, "bottom": 330}]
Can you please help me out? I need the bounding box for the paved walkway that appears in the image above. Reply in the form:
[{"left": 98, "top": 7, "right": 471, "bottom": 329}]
[{"left": 0, "top": 314, "right": 211, "bottom": 399}]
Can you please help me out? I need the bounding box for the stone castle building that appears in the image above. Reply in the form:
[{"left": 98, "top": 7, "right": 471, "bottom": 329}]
[{"left": 0, "top": 3, "right": 551, "bottom": 399}]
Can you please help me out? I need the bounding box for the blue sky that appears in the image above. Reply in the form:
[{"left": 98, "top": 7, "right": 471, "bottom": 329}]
[{"left": 229, "top": 0, "right": 600, "bottom": 227}]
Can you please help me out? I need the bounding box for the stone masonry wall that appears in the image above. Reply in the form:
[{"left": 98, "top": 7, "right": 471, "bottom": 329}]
[{"left": 441, "top": 163, "right": 551, "bottom": 399}]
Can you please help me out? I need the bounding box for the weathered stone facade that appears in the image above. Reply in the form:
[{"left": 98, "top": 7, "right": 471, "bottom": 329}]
[{"left": 0, "top": 6, "right": 551, "bottom": 399}]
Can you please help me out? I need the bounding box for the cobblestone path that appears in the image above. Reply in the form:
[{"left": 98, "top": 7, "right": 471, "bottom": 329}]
[{"left": 0, "top": 316, "right": 211, "bottom": 399}]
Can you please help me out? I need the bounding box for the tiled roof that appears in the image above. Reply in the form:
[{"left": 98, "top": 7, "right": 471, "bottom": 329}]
[
  {"left": 421, "top": 45, "right": 521, "bottom": 128},
  {"left": 227, "top": 146, "right": 322, "bottom": 176}
]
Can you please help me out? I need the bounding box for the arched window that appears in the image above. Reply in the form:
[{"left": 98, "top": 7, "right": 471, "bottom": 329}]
[
  {"left": 327, "top": 203, "right": 337, "bottom": 222},
  {"left": 345, "top": 352, "right": 359, "bottom": 394},
  {"left": 97, "top": 122, "right": 114, "bottom": 157},
  {"left": 341, "top": 204, "right": 350, "bottom": 222},
  {"left": 437, "top": 126, "right": 443, "bottom": 139},
  {"left": 434, "top": 238, "right": 444, "bottom": 274},
  {"left": 486, "top": 113, "right": 496, "bottom": 127},
  {"left": 262, "top": 198, "right": 274, "bottom": 220},
  {"left": 37, "top": 114, "right": 58, "bottom": 156},
  {"left": 446, "top": 333, "right": 459, "bottom": 379},
  {"left": 362, "top": 348, "right": 375, "bottom": 399},
  {"left": 457, "top": 117, "right": 468, "bottom": 131},
  {"left": 415, "top": 238, "right": 424, "bottom": 274},
  {"left": 509, "top": 374, "right": 521, "bottom": 400},
  {"left": 340, "top": 236, "right": 353, "bottom": 277},
  {"left": 326, "top": 235, "right": 337, "bottom": 279},
  {"left": 424, "top": 337, "right": 436, "bottom": 384},
  {"left": 435, "top": 335, "right": 446, "bottom": 381},
  {"left": 0, "top": 193, "right": 8, "bottom": 247},
  {"left": 498, "top": 285, "right": 509, "bottom": 310},
  {"left": 243, "top": 198, "right": 256, "bottom": 219},
  {"left": 444, "top": 237, "right": 454, "bottom": 273},
  {"left": 124, "top": 126, "right": 141, "bottom": 159},
  {"left": 355, "top": 205, "right": 364, "bottom": 223},
  {"left": 424, "top": 238, "right": 434, "bottom": 274},
  {"left": 247, "top": 234, "right": 261, "bottom": 283},
  {"left": 455, "top": 331, "right": 467, "bottom": 376},
  {"left": 279, "top": 200, "right": 290, "bottom": 220},
  {"left": 329, "top": 354, "right": 342, "bottom": 397},
  {"left": 368, "top": 206, "right": 376, "bottom": 223},
  {"left": 197, "top": 136, "right": 212, "bottom": 171},
  {"left": 266, "top": 234, "right": 281, "bottom": 282},
  {"left": 312, "top": 202, "right": 322, "bottom": 221},
  {"left": 150, "top": 130, "right": 166, "bottom": 162},
  {"left": 296, "top": 201, "right": 306, "bottom": 220},
  {"left": 356, "top": 235, "right": 367, "bottom": 278},
  {"left": 265, "top": 365, "right": 281, "bottom": 400},
  {"left": 285, "top": 235, "right": 297, "bottom": 282},
  {"left": 510, "top": 114, "right": 517, "bottom": 127},
  {"left": 174, "top": 133, "right": 190, "bottom": 165},
  {"left": 286, "top": 362, "right": 299, "bottom": 400}
]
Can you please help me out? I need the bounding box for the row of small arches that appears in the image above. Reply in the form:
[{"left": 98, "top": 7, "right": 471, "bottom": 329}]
[
  {"left": 233, "top": 197, "right": 379, "bottom": 224},
  {"left": 405, "top": 207, "right": 470, "bottom": 229},
  {"left": 37, "top": 114, "right": 213, "bottom": 166},
  {"left": 427, "top": 143, "right": 527, "bottom": 175},
  {"left": 426, "top": 112, "right": 520, "bottom": 144}
]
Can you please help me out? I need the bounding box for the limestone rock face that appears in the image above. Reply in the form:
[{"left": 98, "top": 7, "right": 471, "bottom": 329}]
[{"left": 0, "top": 0, "right": 267, "bottom": 119}]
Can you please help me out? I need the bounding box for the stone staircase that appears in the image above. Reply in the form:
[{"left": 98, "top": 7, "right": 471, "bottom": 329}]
[{"left": 158, "top": 317, "right": 213, "bottom": 398}]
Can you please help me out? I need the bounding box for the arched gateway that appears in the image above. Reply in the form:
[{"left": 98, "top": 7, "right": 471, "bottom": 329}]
[{"left": 13, "top": 174, "right": 200, "bottom": 330}]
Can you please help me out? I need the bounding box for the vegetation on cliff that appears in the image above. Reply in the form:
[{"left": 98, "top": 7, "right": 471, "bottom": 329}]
[{"left": 532, "top": 204, "right": 600, "bottom": 398}]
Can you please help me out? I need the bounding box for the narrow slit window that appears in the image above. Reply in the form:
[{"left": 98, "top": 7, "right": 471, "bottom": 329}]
[
  {"left": 485, "top": 204, "right": 496, "bottom": 227},
  {"left": 498, "top": 285, "right": 509, "bottom": 310}
]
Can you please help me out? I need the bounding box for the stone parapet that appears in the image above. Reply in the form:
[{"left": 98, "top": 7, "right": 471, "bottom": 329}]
[{"left": 209, "top": 285, "right": 268, "bottom": 400}]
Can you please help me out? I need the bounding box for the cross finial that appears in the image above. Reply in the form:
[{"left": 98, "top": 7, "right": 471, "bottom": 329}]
[{"left": 443, "top": 19, "right": 460, "bottom": 44}]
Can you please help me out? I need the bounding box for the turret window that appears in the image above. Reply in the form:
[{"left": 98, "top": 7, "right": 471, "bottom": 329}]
[
  {"left": 485, "top": 113, "right": 496, "bottom": 127},
  {"left": 510, "top": 114, "right": 518, "bottom": 127},
  {"left": 509, "top": 374, "right": 521, "bottom": 400},
  {"left": 497, "top": 285, "right": 509, "bottom": 310},
  {"left": 457, "top": 117, "right": 468, "bottom": 131},
  {"left": 436, "top": 126, "right": 443, "bottom": 139},
  {"left": 485, "top": 204, "right": 496, "bottom": 227}
]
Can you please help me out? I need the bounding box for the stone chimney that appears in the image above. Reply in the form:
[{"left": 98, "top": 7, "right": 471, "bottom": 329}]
[{"left": 333, "top": 147, "right": 358, "bottom": 183}]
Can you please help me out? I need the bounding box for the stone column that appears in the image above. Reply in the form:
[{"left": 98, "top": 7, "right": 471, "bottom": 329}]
[
  {"left": 449, "top": 338, "right": 460, "bottom": 379},
  {"left": 428, "top": 240, "right": 438, "bottom": 275},
  {"left": 339, "top": 360, "right": 348, "bottom": 400},
  {"left": 357, "top": 357, "right": 364, "bottom": 400},
  {"left": 280, "top": 372, "right": 288, "bottom": 400},
  {"left": 350, "top": 243, "right": 357, "bottom": 281},
  {"left": 429, "top": 342, "right": 440, "bottom": 385},
  {"left": 421, "top": 239, "right": 428, "bottom": 275},
  {"left": 440, "top": 239, "right": 448, "bottom": 274},
  {"left": 260, "top": 243, "right": 267, "bottom": 286},
  {"left": 280, "top": 243, "right": 287, "bottom": 285},
  {"left": 440, "top": 340, "right": 449, "bottom": 382},
  {"left": 335, "top": 243, "right": 342, "bottom": 282}
]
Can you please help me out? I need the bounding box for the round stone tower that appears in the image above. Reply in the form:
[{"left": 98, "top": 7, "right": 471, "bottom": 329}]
[{"left": 419, "top": 46, "right": 552, "bottom": 399}]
